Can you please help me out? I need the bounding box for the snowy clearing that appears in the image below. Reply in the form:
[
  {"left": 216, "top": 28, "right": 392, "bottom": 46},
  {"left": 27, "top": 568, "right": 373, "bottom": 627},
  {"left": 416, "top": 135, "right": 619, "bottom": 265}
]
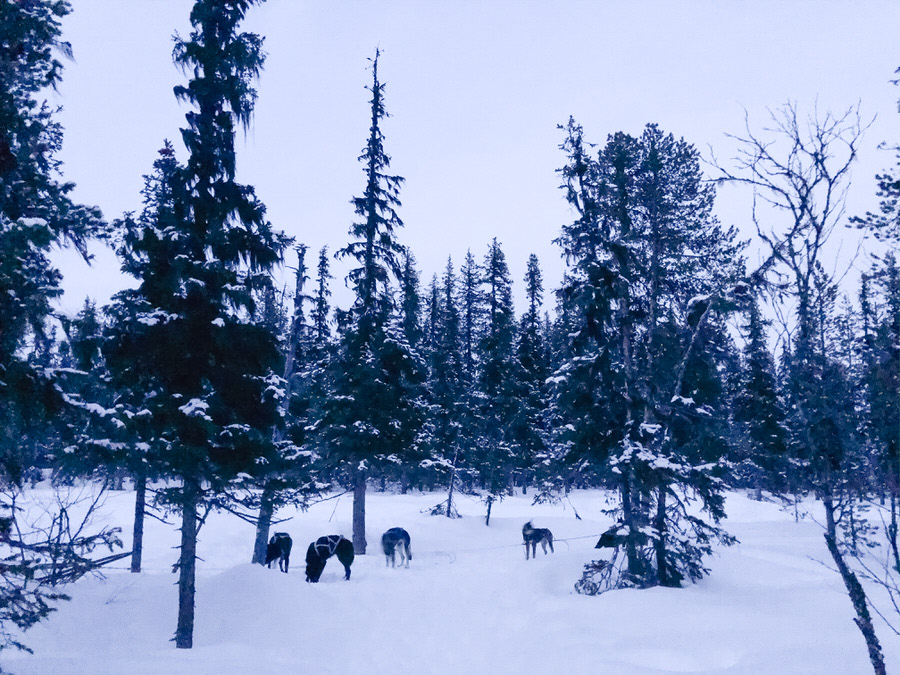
[{"left": 4, "top": 488, "right": 897, "bottom": 675}]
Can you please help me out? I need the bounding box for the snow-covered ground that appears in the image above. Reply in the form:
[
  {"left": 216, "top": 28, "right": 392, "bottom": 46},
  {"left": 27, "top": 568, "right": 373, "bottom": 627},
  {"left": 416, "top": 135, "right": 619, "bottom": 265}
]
[{"left": 4, "top": 487, "right": 897, "bottom": 675}]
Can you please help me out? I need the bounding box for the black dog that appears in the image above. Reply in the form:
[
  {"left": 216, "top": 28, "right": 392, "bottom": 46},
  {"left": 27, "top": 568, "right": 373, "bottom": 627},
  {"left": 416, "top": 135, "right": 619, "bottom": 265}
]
[
  {"left": 265, "top": 532, "right": 292, "bottom": 573},
  {"left": 381, "top": 527, "right": 412, "bottom": 568},
  {"left": 522, "top": 521, "right": 554, "bottom": 560},
  {"left": 305, "top": 535, "right": 354, "bottom": 582}
]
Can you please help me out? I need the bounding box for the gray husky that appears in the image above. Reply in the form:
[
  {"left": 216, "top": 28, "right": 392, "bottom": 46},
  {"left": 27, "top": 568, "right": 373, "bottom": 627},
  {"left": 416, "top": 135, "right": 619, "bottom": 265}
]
[
  {"left": 381, "top": 527, "right": 412, "bottom": 568},
  {"left": 522, "top": 521, "right": 554, "bottom": 560}
]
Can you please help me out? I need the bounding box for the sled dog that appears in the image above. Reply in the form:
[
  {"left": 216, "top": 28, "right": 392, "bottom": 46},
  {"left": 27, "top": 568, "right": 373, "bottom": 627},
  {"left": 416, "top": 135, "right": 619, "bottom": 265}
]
[
  {"left": 265, "top": 532, "right": 292, "bottom": 573},
  {"left": 381, "top": 527, "right": 412, "bottom": 568},
  {"left": 305, "top": 535, "right": 354, "bottom": 582},
  {"left": 522, "top": 521, "right": 554, "bottom": 560}
]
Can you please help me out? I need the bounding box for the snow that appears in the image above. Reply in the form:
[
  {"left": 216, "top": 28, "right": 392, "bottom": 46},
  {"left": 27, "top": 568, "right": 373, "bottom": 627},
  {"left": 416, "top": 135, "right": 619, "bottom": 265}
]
[
  {"left": 137, "top": 311, "right": 178, "bottom": 327},
  {"left": 17, "top": 218, "right": 48, "bottom": 228},
  {"left": 4, "top": 488, "right": 897, "bottom": 675},
  {"left": 178, "top": 398, "right": 210, "bottom": 419},
  {"left": 687, "top": 295, "right": 710, "bottom": 309}
]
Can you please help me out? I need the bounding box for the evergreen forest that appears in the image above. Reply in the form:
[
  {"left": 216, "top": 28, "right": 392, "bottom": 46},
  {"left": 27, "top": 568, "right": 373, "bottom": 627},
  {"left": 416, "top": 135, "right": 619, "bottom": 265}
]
[{"left": 0, "top": 1, "right": 897, "bottom": 672}]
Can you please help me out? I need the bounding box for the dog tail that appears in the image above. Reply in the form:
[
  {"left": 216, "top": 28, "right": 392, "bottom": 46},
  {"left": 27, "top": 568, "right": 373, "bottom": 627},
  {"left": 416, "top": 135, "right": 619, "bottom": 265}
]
[{"left": 548, "top": 533, "right": 554, "bottom": 553}]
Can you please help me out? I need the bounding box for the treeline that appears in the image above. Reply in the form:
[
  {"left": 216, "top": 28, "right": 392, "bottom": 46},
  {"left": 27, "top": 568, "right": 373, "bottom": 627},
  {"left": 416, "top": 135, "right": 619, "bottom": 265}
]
[{"left": 0, "top": 0, "right": 897, "bottom": 667}]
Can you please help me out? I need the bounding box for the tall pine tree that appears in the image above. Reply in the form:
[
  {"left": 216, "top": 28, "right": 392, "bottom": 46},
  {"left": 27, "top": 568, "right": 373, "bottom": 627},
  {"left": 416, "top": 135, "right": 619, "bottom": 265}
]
[
  {"left": 105, "top": 0, "right": 287, "bottom": 648},
  {"left": 514, "top": 253, "right": 550, "bottom": 493},
  {"left": 474, "top": 238, "right": 522, "bottom": 523},
  {"left": 731, "top": 297, "right": 788, "bottom": 493},
  {"left": 556, "top": 120, "right": 742, "bottom": 592},
  {"left": 249, "top": 245, "right": 324, "bottom": 565},
  {"left": 327, "top": 50, "right": 423, "bottom": 553}
]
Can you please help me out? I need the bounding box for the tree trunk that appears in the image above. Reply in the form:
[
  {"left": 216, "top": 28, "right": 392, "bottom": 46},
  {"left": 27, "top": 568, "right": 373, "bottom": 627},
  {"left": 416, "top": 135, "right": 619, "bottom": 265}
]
[
  {"left": 130, "top": 471, "right": 146, "bottom": 573},
  {"left": 251, "top": 482, "right": 275, "bottom": 565},
  {"left": 175, "top": 478, "right": 198, "bottom": 649},
  {"left": 621, "top": 471, "right": 641, "bottom": 581},
  {"left": 445, "top": 446, "right": 459, "bottom": 518},
  {"left": 822, "top": 493, "right": 886, "bottom": 675},
  {"left": 889, "top": 493, "right": 899, "bottom": 575},
  {"left": 250, "top": 246, "right": 304, "bottom": 565},
  {"left": 352, "top": 470, "right": 367, "bottom": 555},
  {"left": 485, "top": 495, "right": 494, "bottom": 527},
  {"left": 654, "top": 484, "right": 669, "bottom": 587}
]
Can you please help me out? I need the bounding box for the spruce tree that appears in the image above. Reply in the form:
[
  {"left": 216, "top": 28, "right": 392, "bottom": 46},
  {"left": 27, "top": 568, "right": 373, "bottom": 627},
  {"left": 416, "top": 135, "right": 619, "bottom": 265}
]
[
  {"left": 519, "top": 254, "right": 548, "bottom": 387},
  {"left": 97, "top": 142, "right": 187, "bottom": 574},
  {"left": 413, "top": 260, "right": 464, "bottom": 508},
  {"left": 731, "top": 297, "right": 788, "bottom": 492},
  {"left": 303, "top": 244, "right": 334, "bottom": 447},
  {"left": 865, "top": 259, "right": 899, "bottom": 492},
  {"left": 853, "top": 104, "right": 899, "bottom": 553},
  {"left": 514, "top": 253, "right": 550, "bottom": 492},
  {"left": 435, "top": 260, "right": 466, "bottom": 506},
  {"left": 458, "top": 250, "right": 482, "bottom": 383},
  {"left": 556, "top": 119, "right": 741, "bottom": 591},
  {"left": 0, "top": 0, "right": 111, "bottom": 652},
  {"left": 633, "top": 125, "right": 744, "bottom": 585},
  {"left": 400, "top": 249, "right": 423, "bottom": 350},
  {"left": 105, "top": 0, "right": 287, "bottom": 648},
  {"left": 328, "top": 50, "right": 423, "bottom": 553},
  {"left": 250, "top": 245, "right": 324, "bottom": 565},
  {"left": 423, "top": 274, "right": 440, "bottom": 361},
  {"left": 0, "top": 0, "right": 104, "bottom": 480},
  {"left": 474, "top": 238, "right": 523, "bottom": 522},
  {"left": 552, "top": 119, "right": 634, "bottom": 565},
  {"left": 311, "top": 246, "right": 333, "bottom": 343},
  {"left": 861, "top": 257, "right": 899, "bottom": 572}
]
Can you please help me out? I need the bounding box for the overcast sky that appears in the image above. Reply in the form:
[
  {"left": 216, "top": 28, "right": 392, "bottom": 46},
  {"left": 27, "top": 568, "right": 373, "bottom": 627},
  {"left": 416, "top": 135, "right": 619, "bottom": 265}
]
[{"left": 49, "top": 1, "right": 900, "bottom": 316}]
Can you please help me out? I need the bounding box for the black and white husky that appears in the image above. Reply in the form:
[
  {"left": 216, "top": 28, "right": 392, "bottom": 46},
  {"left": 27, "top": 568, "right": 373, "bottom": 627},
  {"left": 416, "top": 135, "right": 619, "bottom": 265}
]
[
  {"left": 265, "top": 532, "right": 292, "bottom": 573},
  {"left": 522, "top": 521, "right": 554, "bottom": 560},
  {"left": 381, "top": 527, "right": 412, "bottom": 568},
  {"left": 305, "top": 535, "right": 354, "bottom": 582}
]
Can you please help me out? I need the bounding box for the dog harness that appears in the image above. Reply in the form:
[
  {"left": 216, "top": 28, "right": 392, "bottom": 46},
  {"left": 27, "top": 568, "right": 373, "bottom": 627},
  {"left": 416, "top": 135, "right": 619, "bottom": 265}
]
[{"left": 314, "top": 535, "right": 344, "bottom": 559}]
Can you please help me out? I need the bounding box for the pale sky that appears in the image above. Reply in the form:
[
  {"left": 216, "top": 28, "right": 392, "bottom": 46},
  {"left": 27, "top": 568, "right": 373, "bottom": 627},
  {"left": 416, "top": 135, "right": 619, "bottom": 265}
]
[{"left": 50, "top": 1, "right": 900, "bottom": 316}]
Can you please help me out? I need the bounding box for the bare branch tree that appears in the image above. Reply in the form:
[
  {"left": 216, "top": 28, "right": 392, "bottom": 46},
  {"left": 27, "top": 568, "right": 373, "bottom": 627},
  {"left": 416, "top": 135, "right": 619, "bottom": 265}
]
[
  {"left": 0, "top": 482, "right": 124, "bottom": 655},
  {"left": 710, "top": 102, "right": 870, "bottom": 311},
  {"left": 712, "top": 101, "right": 887, "bottom": 675}
]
